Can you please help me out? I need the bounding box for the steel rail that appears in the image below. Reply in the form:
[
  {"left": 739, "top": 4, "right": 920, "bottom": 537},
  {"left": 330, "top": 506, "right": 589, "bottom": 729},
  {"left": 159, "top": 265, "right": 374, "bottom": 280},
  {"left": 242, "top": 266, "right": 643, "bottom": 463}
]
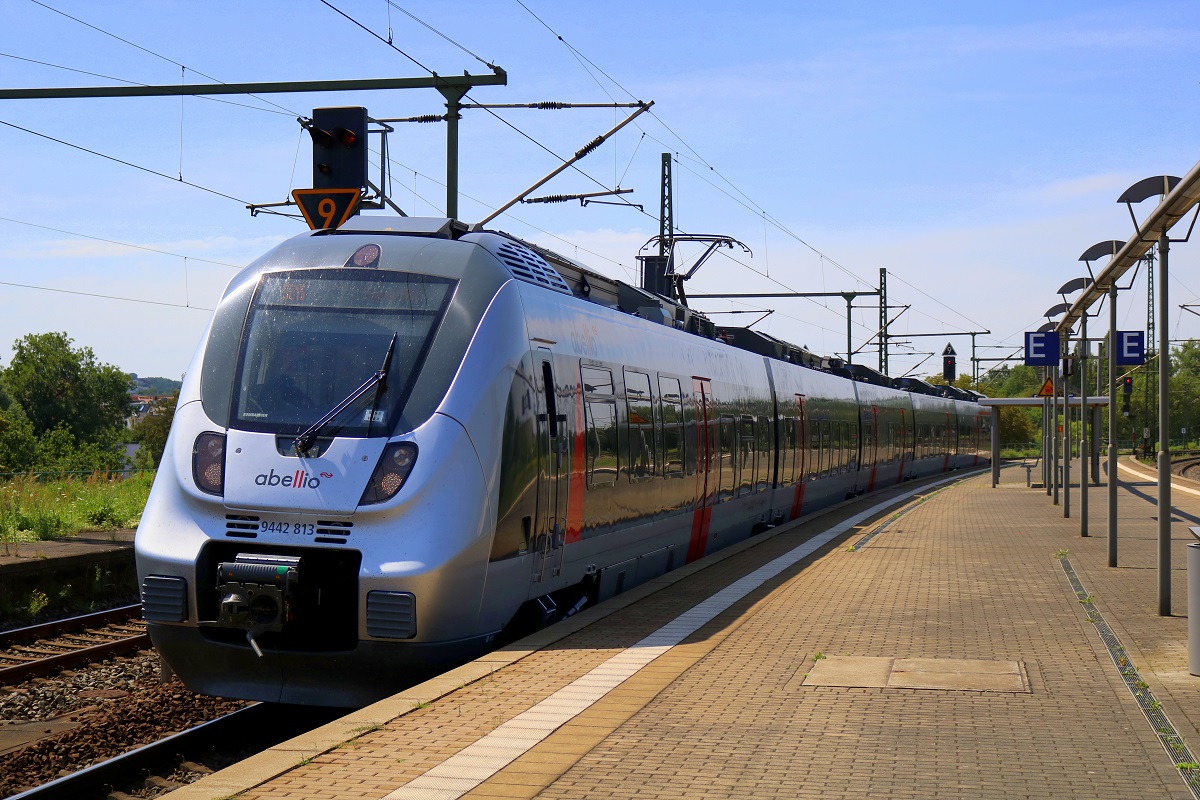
[
  {"left": 0, "top": 633, "right": 152, "bottom": 685},
  {"left": 0, "top": 604, "right": 142, "bottom": 647},
  {"left": 6, "top": 704, "right": 266, "bottom": 800}
]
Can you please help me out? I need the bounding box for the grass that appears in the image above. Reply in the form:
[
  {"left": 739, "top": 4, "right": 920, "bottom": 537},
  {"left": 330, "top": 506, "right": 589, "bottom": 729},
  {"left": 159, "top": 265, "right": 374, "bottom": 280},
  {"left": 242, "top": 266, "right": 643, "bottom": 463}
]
[{"left": 0, "top": 471, "right": 153, "bottom": 552}]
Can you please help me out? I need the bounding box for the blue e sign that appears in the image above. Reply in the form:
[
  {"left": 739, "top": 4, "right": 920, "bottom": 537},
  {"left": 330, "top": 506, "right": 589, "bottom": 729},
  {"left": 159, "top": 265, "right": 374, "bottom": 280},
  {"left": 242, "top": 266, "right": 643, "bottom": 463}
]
[
  {"left": 1024, "top": 331, "right": 1060, "bottom": 366},
  {"left": 1115, "top": 331, "right": 1146, "bottom": 365}
]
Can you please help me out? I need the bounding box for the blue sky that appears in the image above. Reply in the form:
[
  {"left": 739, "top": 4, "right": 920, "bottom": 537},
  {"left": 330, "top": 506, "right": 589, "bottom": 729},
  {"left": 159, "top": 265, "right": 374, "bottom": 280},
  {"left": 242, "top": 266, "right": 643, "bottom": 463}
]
[{"left": 1, "top": 0, "right": 1198, "bottom": 381}]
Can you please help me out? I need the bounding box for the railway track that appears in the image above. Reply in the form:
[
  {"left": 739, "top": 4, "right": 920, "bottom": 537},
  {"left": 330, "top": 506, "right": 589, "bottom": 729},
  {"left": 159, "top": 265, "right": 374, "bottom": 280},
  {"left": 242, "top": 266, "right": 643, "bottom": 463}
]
[
  {"left": 1170, "top": 453, "right": 1200, "bottom": 481},
  {"left": 5, "top": 701, "right": 345, "bottom": 800},
  {"left": 0, "top": 604, "right": 149, "bottom": 686}
]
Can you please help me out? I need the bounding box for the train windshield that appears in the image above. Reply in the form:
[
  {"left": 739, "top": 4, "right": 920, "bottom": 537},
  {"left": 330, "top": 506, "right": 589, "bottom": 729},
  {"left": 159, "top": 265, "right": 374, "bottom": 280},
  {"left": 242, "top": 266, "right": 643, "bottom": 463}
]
[{"left": 231, "top": 268, "right": 456, "bottom": 437}]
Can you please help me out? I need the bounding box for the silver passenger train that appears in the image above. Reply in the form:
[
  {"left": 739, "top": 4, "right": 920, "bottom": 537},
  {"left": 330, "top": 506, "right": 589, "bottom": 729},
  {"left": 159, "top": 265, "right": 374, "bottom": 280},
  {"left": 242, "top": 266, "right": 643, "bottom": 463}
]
[{"left": 135, "top": 216, "right": 989, "bottom": 706}]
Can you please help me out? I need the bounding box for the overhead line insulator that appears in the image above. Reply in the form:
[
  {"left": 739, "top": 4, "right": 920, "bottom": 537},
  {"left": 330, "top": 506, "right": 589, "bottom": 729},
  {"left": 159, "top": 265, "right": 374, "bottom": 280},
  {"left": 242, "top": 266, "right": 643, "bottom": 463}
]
[
  {"left": 575, "top": 136, "right": 605, "bottom": 159},
  {"left": 531, "top": 101, "right": 571, "bottom": 109},
  {"left": 522, "top": 194, "right": 571, "bottom": 204}
]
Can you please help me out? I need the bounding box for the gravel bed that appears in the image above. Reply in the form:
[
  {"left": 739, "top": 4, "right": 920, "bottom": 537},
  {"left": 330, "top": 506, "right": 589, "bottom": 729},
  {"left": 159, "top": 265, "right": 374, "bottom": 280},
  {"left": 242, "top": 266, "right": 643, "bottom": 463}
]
[
  {"left": 0, "top": 653, "right": 246, "bottom": 798},
  {"left": 0, "top": 651, "right": 162, "bottom": 722}
]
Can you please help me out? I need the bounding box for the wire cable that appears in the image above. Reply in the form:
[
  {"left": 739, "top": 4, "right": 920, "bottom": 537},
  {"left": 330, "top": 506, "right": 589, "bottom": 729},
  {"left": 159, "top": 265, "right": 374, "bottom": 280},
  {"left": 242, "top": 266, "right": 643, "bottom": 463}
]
[
  {"left": 385, "top": 1, "right": 495, "bottom": 68},
  {"left": 27, "top": 0, "right": 300, "bottom": 117},
  {"left": 0, "top": 50, "right": 293, "bottom": 116},
  {"left": 0, "top": 117, "right": 254, "bottom": 206},
  {"left": 318, "top": 0, "right": 436, "bottom": 74},
  {"left": 0, "top": 278, "right": 211, "bottom": 311},
  {"left": 0, "top": 215, "right": 243, "bottom": 269}
]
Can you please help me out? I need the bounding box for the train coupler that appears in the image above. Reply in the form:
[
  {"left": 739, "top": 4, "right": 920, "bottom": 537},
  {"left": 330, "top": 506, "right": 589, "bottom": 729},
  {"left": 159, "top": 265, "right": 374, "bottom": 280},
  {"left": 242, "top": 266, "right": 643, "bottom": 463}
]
[{"left": 214, "top": 553, "right": 302, "bottom": 658}]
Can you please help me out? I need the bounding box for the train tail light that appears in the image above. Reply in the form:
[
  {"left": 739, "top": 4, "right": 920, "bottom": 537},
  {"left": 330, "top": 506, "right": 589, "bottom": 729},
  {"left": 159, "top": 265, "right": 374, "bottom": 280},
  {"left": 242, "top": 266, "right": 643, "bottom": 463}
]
[
  {"left": 360, "top": 442, "right": 418, "bottom": 505},
  {"left": 192, "top": 432, "right": 227, "bottom": 496}
]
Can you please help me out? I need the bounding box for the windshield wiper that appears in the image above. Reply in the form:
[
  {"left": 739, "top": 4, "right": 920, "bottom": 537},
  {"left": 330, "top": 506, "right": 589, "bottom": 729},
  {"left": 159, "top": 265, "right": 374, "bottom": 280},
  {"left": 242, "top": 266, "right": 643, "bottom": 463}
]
[{"left": 293, "top": 333, "right": 397, "bottom": 456}]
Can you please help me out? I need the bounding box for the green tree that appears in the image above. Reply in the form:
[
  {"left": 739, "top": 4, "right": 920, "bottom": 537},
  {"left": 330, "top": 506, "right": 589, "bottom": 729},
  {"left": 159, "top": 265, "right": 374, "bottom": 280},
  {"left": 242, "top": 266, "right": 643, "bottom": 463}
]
[
  {"left": 0, "top": 402, "right": 37, "bottom": 473},
  {"left": 130, "top": 394, "right": 177, "bottom": 469},
  {"left": 998, "top": 406, "right": 1037, "bottom": 447},
  {"left": 1, "top": 332, "right": 133, "bottom": 445}
]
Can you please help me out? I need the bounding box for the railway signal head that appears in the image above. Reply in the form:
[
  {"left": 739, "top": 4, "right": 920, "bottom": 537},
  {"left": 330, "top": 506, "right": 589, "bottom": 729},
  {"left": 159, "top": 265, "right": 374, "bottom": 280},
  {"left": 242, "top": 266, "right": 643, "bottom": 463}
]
[
  {"left": 309, "top": 106, "right": 368, "bottom": 191},
  {"left": 1122, "top": 376, "right": 1133, "bottom": 395},
  {"left": 942, "top": 355, "right": 956, "bottom": 382}
]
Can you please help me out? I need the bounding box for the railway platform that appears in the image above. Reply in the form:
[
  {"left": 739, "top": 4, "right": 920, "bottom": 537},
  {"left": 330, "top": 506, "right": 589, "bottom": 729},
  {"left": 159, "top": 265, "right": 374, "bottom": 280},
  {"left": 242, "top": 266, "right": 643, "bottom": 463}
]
[{"left": 167, "top": 459, "right": 1200, "bottom": 800}]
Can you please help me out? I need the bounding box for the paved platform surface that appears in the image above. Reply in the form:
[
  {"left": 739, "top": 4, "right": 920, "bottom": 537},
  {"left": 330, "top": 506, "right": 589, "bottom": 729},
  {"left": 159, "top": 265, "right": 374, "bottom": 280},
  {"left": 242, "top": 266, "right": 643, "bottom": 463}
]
[
  {"left": 168, "top": 459, "right": 1200, "bottom": 800},
  {"left": 0, "top": 528, "right": 134, "bottom": 570}
]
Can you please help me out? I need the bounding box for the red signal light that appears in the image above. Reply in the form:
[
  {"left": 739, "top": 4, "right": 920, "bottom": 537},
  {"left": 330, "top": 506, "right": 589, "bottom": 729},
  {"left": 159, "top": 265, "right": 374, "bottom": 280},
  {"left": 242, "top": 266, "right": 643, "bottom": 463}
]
[{"left": 337, "top": 128, "right": 358, "bottom": 147}]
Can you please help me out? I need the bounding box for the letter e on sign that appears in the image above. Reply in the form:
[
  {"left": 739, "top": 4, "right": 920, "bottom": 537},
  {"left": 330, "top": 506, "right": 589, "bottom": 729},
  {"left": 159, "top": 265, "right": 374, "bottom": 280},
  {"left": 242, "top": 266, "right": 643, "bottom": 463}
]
[
  {"left": 1024, "top": 331, "right": 1059, "bottom": 367},
  {"left": 1116, "top": 331, "right": 1146, "bottom": 365}
]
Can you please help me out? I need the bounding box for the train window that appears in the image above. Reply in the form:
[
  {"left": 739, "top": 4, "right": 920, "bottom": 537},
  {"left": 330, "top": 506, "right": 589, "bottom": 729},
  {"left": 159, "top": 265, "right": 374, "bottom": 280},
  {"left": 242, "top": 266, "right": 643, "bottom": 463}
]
[
  {"left": 737, "top": 416, "right": 755, "bottom": 496},
  {"left": 230, "top": 269, "right": 456, "bottom": 436},
  {"left": 795, "top": 395, "right": 807, "bottom": 482},
  {"left": 718, "top": 416, "right": 736, "bottom": 502},
  {"left": 624, "top": 370, "right": 655, "bottom": 481},
  {"left": 819, "top": 419, "right": 831, "bottom": 478},
  {"left": 840, "top": 421, "right": 850, "bottom": 474},
  {"left": 847, "top": 420, "right": 859, "bottom": 472},
  {"left": 809, "top": 417, "right": 821, "bottom": 481},
  {"left": 756, "top": 413, "right": 771, "bottom": 491},
  {"left": 658, "top": 376, "right": 685, "bottom": 476},
  {"left": 781, "top": 416, "right": 797, "bottom": 484},
  {"left": 581, "top": 366, "right": 618, "bottom": 489}
]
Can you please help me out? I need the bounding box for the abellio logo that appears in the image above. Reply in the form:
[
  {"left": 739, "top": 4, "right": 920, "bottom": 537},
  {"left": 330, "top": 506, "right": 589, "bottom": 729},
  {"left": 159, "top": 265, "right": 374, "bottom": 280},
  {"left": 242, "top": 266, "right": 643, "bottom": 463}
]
[{"left": 255, "top": 468, "right": 323, "bottom": 489}]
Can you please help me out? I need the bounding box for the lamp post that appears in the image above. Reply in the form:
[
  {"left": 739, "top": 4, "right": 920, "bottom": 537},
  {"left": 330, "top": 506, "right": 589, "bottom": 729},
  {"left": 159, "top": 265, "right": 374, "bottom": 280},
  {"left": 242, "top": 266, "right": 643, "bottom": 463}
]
[
  {"left": 1058, "top": 277, "right": 1095, "bottom": 537},
  {"left": 1080, "top": 239, "right": 1127, "bottom": 566},
  {"left": 1118, "top": 176, "right": 1186, "bottom": 615},
  {"left": 1046, "top": 303, "right": 1071, "bottom": 514}
]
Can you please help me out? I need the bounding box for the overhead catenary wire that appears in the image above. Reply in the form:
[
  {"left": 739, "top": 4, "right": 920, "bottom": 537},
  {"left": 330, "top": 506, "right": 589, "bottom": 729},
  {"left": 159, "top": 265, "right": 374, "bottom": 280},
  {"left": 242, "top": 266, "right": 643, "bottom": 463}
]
[
  {"left": 0, "top": 278, "right": 211, "bottom": 311},
  {"left": 0, "top": 117, "right": 263, "bottom": 208},
  {"left": 0, "top": 215, "right": 244, "bottom": 269},
  {"left": 320, "top": 1, "right": 973, "bottom": 374},
  {"left": 385, "top": 1, "right": 496, "bottom": 69},
  {"left": 513, "top": 1, "right": 993, "bottom": 336},
  {"left": 27, "top": 0, "right": 301, "bottom": 117},
  {"left": 0, "top": 50, "right": 293, "bottom": 116}
]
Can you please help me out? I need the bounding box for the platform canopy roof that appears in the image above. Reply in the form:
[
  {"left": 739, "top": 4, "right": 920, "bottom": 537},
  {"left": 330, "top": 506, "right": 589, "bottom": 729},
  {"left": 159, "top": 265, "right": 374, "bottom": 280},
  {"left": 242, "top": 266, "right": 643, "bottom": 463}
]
[{"left": 1058, "top": 159, "right": 1200, "bottom": 333}]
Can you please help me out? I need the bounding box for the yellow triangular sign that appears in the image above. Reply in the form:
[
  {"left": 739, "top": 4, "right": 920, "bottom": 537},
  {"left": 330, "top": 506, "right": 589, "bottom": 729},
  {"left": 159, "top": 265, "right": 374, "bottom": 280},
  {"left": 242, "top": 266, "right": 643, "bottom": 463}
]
[
  {"left": 1036, "top": 377, "right": 1055, "bottom": 397},
  {"left": 292, "top": 188, "right": 361, "bottom": 230}
]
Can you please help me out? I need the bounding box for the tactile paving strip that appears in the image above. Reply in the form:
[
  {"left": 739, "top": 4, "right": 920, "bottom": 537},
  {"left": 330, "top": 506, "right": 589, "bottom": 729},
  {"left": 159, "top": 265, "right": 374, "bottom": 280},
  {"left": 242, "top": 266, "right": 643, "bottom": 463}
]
[{"left": 849, "top": 485, "right": 950, "bottom": 552}]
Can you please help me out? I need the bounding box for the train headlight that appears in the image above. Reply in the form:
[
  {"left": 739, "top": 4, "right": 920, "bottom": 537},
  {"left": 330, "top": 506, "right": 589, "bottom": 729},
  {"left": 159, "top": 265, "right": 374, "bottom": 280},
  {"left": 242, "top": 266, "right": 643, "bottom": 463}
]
[
  {"left": 192, "top": 432, "right": 227, "bottom": 496},
  {"left": 360, "top": 442, "right": 418, "bottom": 505}
]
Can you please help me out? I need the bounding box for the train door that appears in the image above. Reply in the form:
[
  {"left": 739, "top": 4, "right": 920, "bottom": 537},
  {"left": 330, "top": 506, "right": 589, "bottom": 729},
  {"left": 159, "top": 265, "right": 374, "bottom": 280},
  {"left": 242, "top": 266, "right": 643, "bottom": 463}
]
[
  {"left": 865, "top": 405, "right": 879, "bottom": 492},
  {"left": 688, "top": 377, "right": 714, "bottom": 563},
  {"left": 533, "top": 348, "right": 568, "bottom": 582},
  {"left": 942, "top": 411, "right": 953, "bottom": 472}
]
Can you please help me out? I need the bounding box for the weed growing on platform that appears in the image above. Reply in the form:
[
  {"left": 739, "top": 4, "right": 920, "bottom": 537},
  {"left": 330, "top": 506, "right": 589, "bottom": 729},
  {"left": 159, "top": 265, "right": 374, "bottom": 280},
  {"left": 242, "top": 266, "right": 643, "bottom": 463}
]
[
  {"left": 1177, "top": 761, "right": 1200, "bottom": 770},
  {"left": 1054, "top": 549, "right": 1068, "bottom": 559},
  {"left": 814, "top": 652, "right": 825, "bottom": 661},
  {"left": 846, "top": 545, "right": 857, "bottom": 552}
]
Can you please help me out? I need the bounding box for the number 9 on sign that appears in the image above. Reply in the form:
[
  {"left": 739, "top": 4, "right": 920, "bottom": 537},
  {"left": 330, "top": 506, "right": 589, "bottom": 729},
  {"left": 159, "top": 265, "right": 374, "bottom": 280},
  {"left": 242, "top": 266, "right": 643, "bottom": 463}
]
[
  {"left": 291, "top": 188, "right": 361, "bottom": 231},
  {"left": 318, "top": 198, "right": 337, "bottom": 229}
]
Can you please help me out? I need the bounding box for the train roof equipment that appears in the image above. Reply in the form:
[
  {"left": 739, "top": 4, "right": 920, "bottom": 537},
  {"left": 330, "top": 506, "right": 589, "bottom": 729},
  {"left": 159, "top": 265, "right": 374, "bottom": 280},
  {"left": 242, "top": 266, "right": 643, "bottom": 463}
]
[{"left": 323, "top": 216, "right": 975, "bottom": 396}]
